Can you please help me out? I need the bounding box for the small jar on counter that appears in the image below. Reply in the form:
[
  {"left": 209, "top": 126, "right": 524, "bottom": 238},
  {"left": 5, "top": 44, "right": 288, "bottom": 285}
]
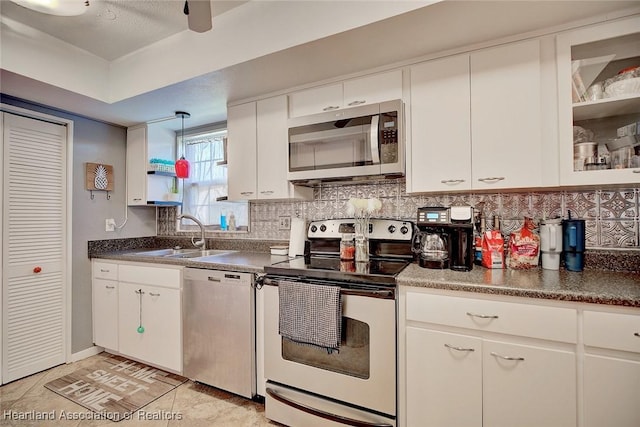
[{"left": 340, "top": 233, "right": 355, "bottom": 260}]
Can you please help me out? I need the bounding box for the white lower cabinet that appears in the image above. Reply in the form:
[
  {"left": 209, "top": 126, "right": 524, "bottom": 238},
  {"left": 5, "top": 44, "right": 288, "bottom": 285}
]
[
  {"left": 92, "top": 261, "right": 119, "bottom": 351},
  {"left": 401, "top": 289, "right": 577, "bottom": 427},
  {"left": 582, "top": 310, "right": 640, "bottom": 427},
  {"left": 118, "top": 282, "right": 181, "bottom": 373},
  {"left": 92, "top": 280, "right": 118, "bottom": 351},
  {"left": 91, "top": 260, "right": 183, "bottom": 373},
  {"left": 482, "top": 340, "right": 576, "bottom": 427},
  {"left": 406, "top": 328, "right": 482, "bottom": 427}
]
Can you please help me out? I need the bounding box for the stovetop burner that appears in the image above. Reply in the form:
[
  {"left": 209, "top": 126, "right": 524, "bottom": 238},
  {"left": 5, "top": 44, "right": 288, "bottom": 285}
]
[{"left": 265, "top": 255, "right": 410, "bottom": 286}]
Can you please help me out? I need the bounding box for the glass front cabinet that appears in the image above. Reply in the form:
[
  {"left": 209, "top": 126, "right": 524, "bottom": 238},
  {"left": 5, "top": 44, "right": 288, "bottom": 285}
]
[{"left": 557, "top": 15, "right": 640, "bottom": 186}]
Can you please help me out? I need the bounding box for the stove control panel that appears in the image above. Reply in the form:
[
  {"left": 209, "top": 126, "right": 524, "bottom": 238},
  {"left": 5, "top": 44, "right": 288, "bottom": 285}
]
[{"left": 307, "top": 218, "right": 413, "bottom": 241}]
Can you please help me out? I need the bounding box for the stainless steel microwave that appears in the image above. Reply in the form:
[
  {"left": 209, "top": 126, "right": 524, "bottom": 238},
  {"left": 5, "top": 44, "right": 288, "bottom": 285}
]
[{"left": 287, "top": 99, "right": 404, "bottom": 183}]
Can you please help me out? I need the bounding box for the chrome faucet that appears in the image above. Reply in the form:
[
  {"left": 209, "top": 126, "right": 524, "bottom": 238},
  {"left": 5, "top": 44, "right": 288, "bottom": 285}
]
[{"left": 177, "top": 214, "right": 207, "bottom": 250}]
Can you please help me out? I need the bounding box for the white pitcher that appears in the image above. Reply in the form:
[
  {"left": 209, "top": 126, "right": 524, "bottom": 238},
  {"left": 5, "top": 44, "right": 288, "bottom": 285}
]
[{"left": 540, "top": 218, "right": 563, "bottom": 270}]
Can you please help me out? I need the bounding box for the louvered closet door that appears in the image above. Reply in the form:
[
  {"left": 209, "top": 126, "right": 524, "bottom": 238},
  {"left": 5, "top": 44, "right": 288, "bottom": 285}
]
[{"left": 2, "top": 112, "right": 67, "bottom": 383}]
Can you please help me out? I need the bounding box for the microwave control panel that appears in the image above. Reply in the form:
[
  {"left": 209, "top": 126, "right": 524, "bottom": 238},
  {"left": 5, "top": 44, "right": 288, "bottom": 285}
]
[{"left": 380, "top": 112, "right": 398, "bottom": 145}]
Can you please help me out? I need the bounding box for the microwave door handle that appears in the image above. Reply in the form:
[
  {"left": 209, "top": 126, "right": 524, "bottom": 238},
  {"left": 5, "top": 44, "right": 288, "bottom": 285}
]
[{"left": 370, "top": 115, "right": 380, "bottom": 164}]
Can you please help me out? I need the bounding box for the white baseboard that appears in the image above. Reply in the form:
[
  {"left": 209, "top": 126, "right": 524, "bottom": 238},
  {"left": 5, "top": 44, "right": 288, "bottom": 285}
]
[{"left": 70, "top": 345, "right": 104, "bottom": 362}]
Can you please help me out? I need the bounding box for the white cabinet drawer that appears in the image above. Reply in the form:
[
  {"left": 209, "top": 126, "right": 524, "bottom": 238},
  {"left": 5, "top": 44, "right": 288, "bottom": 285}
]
[
  {"left": 118, "top": 263, "right": 182, "bottom": 289},
  {"left": 406, "top": 292, "right": 577, "bottom": 343},
  {"left": 583, "top": 310, "right": 640, "bottom": 353},
  {"left": 92, "top": 261, "right": 118, "bottom": 280}
]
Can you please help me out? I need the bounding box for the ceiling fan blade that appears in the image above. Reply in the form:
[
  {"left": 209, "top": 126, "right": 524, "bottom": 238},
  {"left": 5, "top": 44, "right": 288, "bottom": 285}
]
[{"left": 186, "top": 0, "right": 213, "bottom": 33}]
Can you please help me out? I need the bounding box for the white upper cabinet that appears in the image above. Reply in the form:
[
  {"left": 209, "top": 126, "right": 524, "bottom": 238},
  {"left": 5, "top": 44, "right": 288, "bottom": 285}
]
[
  {"left": 470, "top": 39, "right": 551, "bottom": 190},
  {"left": 227, "top": 97, "right": 312, "bottom": 201},
  {"left": 408, "top": 38, "right": 557, "bottom": 193},
  {"left": 227, "top": 102, "right": 258, "bottom": 201},
  {"left": 408, "top": 54, "right": 472, "bottom": 192},
  {"left": 126, "top": 124, "right": 178, "bottom": 206},
  {"left": 257, "top": 96, "right": 312, "bottom": 200},
  {"left": 557, "top": 15, "right": 640, "bottom": 186},
  {"left": 288, "top": 69, "right": 403, "bottom": 117}
]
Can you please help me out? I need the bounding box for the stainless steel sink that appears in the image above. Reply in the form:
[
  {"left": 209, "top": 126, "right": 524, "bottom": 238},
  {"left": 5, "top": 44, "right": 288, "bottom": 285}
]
[
  {"left": 135, "top": 248, "right": 200, "bottom": 257},
  {"left": 165, "top": 249, "right": 235, "bottom": 258}
]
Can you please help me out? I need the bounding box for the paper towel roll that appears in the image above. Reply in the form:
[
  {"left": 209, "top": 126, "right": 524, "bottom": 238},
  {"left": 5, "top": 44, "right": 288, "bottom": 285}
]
[{"left": 288, "top": 218, "right": 307, "bottom": 258}]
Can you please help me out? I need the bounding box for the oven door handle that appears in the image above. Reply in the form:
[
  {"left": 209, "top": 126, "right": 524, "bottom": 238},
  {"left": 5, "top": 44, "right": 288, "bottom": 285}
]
[{"left": 266, "top": 387, "right": 393, "bottom": 427}]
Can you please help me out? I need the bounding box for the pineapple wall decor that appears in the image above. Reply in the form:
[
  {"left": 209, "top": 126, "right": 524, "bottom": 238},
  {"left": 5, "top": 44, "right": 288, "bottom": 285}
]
[{"left": 86, "top": 163, "right": 114, "bottom": 199}]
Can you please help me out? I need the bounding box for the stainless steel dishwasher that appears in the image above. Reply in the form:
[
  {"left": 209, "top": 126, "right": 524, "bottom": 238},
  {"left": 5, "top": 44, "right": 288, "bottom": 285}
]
[{"left": 183, "top": 268, "right": 256, "bottom": 398}]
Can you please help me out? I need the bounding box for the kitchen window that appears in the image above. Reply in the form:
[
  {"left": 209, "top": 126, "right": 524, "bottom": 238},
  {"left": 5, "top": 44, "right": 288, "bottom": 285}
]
[{"left": 178, "top": 126, "right": 248, "bottom": 230}]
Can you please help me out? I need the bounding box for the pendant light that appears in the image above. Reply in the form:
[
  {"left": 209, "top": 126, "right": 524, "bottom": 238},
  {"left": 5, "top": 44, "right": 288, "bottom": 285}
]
[{"left": 175, "top": 111, "right": 191, "bottom": 179}]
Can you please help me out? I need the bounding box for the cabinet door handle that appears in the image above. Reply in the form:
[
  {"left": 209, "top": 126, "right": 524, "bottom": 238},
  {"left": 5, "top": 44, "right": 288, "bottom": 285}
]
[
  {"left": 100, "top": 269, "right": 110, "bottom": 273},
  {"left": 240, "top": 191, "right": 254, "bottom": 196},
  {"left": 466, "top": 311, "right": 499, "bottom": 319},
  {"left": 477, "top": 177, "right": 505, "bottom": 183},
  {"left": 491, "top": 351, "right": 525, "bottom": 361},
  {"left": 634, "top": 332, "right": 640, "bottom": 338},
  {"left": 260, "top": 190, "right": 274, "bottom": 195},
  {"left": 133, "top": 198, "right": 142, "bottom": 201},
  {"left": 149, "top": 292, "right": 160, "bottom": 297},
  {"left": 347, "top": 100, "right": 366, "bottom": 106},
  {"left": 105, "top": 285, "right": 115, "bottom": 289},
  {"left": 445, "top": 343, "right": 475, "bottom": 352},
  {"left": 322, "top": 106, "right": 340, "bottom": 111},
  {"left": 633, "top": 170, "right": 640, "bottom": 173},
  {"left": 441, "top": 179, "right": 465, "bottom": 184},
  {"left": 135, "top": 289, "right": 144, "bottom": 295}
]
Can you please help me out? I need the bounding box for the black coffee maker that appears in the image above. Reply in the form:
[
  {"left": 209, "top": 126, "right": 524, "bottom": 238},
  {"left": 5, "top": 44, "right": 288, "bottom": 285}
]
[{"left": 415, "top": 206, "right": 474, "bottom": 271}]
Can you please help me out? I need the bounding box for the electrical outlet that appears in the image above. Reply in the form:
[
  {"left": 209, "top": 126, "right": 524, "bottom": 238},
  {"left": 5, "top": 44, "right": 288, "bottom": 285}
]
[
  {"left": 105, "top": 218, "right": 116, "bottom": 232},
  {"left": 279, "top": 216, "right": 291, "bottom": 230}
]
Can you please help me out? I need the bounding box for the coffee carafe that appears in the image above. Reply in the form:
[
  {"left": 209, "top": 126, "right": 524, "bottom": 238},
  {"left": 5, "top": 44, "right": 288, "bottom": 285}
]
[
  {"left": 540, "top": 217, "right": 563, "bottom": 270},
  {"left": 562, "top": 211, "right": 586, "bottom": 272},
  {"left": 414, "top": 229, "right": 450, "bottom": 269}
]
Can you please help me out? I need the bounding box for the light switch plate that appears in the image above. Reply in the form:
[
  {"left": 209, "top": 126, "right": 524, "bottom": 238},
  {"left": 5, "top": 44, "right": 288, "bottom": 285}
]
[{"left": 105, "top": 218, "right": 116, "bottom": 232}]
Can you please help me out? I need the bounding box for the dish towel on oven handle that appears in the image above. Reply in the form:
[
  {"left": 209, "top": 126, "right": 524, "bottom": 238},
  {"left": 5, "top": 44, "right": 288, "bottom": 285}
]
[{"left": 278, "top": 280, "right": 341, "bottom": 353}]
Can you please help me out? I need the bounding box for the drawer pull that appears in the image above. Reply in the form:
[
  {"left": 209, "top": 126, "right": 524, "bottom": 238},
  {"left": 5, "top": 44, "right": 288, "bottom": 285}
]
[
  {"left": 441, "top": 179, "right": 465, "bottom": 184},
  {"left": 347, "top": 100, "right": 366, "bottom": 106},
  {"left": 322, "top": 106, "right": 340, "bottom": 111},
  {"left": 491, "top": 351, "right": 524, "bottom": 361},
  {"left": 208, "top": 277, "right": 221, "bottom": 282},
  {"left": 466, "top": 312, "right": 499, "bottom": 319},
  {"left": 105, "top": 285, "right": 115, "bottom": 289},
  {"left": 149, "top": 292, "right": 160, "bottom": 297},
  {"left": 445, "top": 343, "right": 475, "bottom": 352},
  {"left": 100, "top": 269, "right": 110, "bottom": 273},
  {"left": 634, "top": 332, "right": 640, "bottom": 338},
  {"left": 477, "top": 176, "right": 505, "bottom": 183}
]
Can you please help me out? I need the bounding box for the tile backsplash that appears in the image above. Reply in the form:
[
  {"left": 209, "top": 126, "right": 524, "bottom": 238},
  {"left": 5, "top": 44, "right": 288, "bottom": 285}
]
[{"left": 158, "top": 180, "right": 640, "bottom": 249}]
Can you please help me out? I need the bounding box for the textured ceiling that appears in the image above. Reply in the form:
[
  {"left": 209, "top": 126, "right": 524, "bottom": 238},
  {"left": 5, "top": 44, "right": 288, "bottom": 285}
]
[{"left": 0, "top": 0, "right": 245, "bottom": 60}]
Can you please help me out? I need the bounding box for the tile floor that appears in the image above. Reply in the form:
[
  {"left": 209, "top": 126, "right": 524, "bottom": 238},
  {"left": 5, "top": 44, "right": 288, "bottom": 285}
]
[{"left": 1, "top": 352, "right": 281, "bottom": 426}]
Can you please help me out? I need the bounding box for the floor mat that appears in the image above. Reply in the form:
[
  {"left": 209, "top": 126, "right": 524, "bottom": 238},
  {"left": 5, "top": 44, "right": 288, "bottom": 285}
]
[{"left": 44, "top": 353, "right": 187, "bottom": 422}]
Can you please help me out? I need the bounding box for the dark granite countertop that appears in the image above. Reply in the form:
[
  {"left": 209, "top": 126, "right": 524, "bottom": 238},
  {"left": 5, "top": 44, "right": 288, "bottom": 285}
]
[
  {"left": 89, "top": 238, "right": 640, "bottom": 307},
  {"left": 398, "top": 263, "right": 640, "bottom": 308},
  {"left": 92, "top": 249, "right": 289, "bottom": 275}
]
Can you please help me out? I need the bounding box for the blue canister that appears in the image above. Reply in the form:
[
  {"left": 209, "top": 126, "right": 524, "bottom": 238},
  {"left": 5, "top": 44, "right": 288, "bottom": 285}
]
[{"left": 562, "top": 216, "right": 585, "bottom": 271}]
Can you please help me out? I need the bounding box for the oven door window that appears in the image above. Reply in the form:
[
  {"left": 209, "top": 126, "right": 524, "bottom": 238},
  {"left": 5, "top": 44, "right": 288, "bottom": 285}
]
[{"left": 282, "top": 317, "right": 370, "bottom": 379}]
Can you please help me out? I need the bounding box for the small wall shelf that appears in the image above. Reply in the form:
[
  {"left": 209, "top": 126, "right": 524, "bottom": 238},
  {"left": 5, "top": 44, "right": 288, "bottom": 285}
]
[
  {"left": 147, "top": 201, "right": 182, "bottom": 206},
  {"left": 147, "top": 171, "right": 177, "bottom": 177}
]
